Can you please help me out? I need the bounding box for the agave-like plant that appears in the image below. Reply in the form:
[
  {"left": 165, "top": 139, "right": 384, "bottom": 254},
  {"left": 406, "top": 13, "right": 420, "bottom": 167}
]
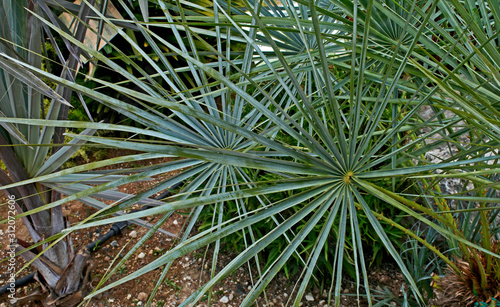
[
  {"left": 0, "top": 0, "right": 173, "bottom": 305},
  {"left": 0, "top": 0, "right": 101, "bottom": 305},
  {"left": 1, "top": 0, "right": 500, "bottom": 306}
]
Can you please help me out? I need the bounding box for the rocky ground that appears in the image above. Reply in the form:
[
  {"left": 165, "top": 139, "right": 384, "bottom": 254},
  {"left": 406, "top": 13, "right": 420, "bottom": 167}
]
[{"left": 0, "top": 150, "right": 408, "bottom": 306}]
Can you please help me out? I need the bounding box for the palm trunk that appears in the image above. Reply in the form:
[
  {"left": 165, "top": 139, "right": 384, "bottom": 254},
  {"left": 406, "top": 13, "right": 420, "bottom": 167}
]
[{"left": 0, "top": 0, "right": 96, "bottom": 305}]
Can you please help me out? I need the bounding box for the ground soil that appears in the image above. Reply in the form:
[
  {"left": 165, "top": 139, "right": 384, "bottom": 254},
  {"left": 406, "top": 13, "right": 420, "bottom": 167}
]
[{"left": 0, "top": 150, "right": 406, "bottom": 306}]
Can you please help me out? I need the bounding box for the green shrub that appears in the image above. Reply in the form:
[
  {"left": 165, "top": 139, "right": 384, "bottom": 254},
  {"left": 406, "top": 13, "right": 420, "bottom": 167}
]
[{"left": 2, "top": 0, "right": 500, "bottom": 306}]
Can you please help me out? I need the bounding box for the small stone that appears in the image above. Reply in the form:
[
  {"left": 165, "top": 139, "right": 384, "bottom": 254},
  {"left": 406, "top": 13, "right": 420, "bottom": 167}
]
[
  {"left": 149, "top": 250, "right": 154, "bottom": 255},
  {"left": 0, "top": 303, "right": 6, "bottom": 307},
  {"left": 379, "top": 275, "right": 390, "bottom": 283},
  {"left": 0, "top": 229, "right": 4, "bottom": 235},
  {"left": 305, "top": 293, "right": 314, "bottom": 301},
  {"left": 343, "top": 288, "right": 349, "bottom": 294},
  {"left": 137, "top": 252, "right": 146, "bottom": 259},
  {"left": 110, "top": 240, "right": 119, "bottom": 248},
  {"left": 129, "top": 230, "right": 138, "bottom": 238},
  {"left": 228, "top": 293, "right": 234, "bottom": 301},
  {"left": 127, "top": 294, "right": 132, "bottom": 300},
  {"left": 173, "top": 219, "right": 179, "bottom": 225},
  {"left": 108, "top": 299, "right": 114, "bottom": 303},
  {"left": 319, "top": 300, "right": 326, "bottom": 306},
  {"left": 220, "top": 296, "right": 229, "bottom": 304},
  {"left": 104, "top": 256, "right": 110, "bottom": 262},
  {"left": 138, "top": 292, "right": 148, "bottom": 301}
]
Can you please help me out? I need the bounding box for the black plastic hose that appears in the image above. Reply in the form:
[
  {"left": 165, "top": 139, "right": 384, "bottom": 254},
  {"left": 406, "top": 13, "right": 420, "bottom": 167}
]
[{"left": 0, "top": 272, "right": 36, "bottom": 296}]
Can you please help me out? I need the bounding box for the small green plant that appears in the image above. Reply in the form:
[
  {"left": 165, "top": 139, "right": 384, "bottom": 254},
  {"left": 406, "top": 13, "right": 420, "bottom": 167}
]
[
  {"left": 427, "top": 186, "right": 500, "bottom": 306},
  {"left": 153, "top": 248, "right": 165, "bottom": 256},
  {"left": 117, "top": 265, "right": 128, "bottom": 275},
  {"left": 164, "top": 278, "right": 182, "bottom": 296}
]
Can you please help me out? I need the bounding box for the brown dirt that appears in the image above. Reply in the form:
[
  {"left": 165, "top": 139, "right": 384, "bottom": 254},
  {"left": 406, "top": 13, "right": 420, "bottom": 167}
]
[{"left": 0, "top": 149, "right": 406, "bottom": 306}]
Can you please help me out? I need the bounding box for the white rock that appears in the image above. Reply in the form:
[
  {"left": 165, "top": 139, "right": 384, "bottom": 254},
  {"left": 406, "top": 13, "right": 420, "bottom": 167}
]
[
  {"left": 129, "top": 230, "right": 138, "bottom": 238},
  {"left": 228, "top": 293, "right": 234, "bottom": 301},
  {"left": 127, "top": 294, "right": 132, "bottom": 300},
  {"left": 173, "top": 219, "right": 179, "bottom": 225},
  {"left": 305, "top": 293, "right": 314, "bottom": 301},
  {"left": 137, "top": 252, "right": 146, "bottom": 259},
  {"left": 138, "top": 292, "right": 148, "bottom": 301},
  {"left": 220, "top": 296, "right": 229, "bottom": 304}
]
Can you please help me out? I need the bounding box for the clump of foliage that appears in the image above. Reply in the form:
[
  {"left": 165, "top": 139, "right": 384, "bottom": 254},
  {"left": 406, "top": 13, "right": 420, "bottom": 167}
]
[
  {"left": 431, "top": 242, "right": 500, "bottom": 306},
  {"left": 1, "top": 0, "right": 500, "bottom": 306}
]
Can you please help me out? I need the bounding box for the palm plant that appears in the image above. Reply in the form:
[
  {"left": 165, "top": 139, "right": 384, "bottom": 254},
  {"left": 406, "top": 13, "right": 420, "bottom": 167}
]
[
  {"left": 0, "top": 0, "right": 101, "bottom": 305},
  {"left": 1, "top": 0, "right": 500, "bottom": 306},
  {"left": 0, "top": 0, "right": 169, "bottom": 305},
  {"left": 427, "top": 177, "right": 500, "bottom": 306}
]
